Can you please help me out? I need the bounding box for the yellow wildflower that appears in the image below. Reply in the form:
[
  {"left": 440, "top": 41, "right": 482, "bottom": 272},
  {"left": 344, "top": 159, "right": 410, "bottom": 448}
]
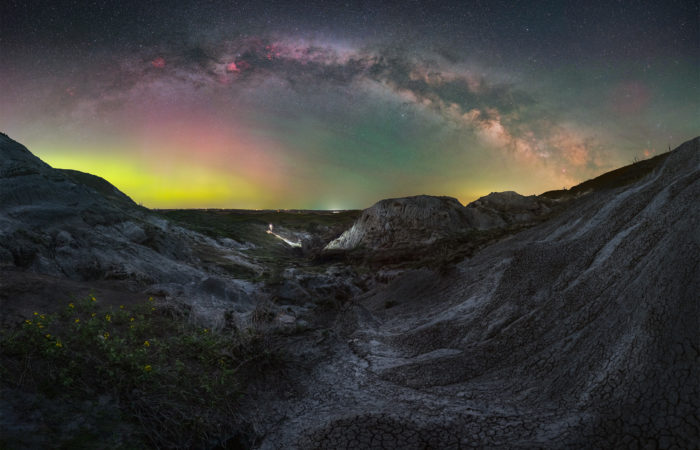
[
  {"left": 33, "top": 312, "right": 38, "bottom": 316},
  {"left": 74, "top": 318, "right": 80, "bottom": 323},
  {"left": 148, "top": 296, "right": 154, "bottom": 302},
  {"left": 144, "top": 365, "right": 152, "bottom": 372},
  {"left": 68, "top": 303, "right": 74, "bottom": 309},
  {"left": 119, "top": 305, "right": 124, "bottom": 309},
  {"left": 90, "top": 296, "right": 96, "bottom": 302},
  {"left": 103, "top": 332, "right": 110, "bottom": 339},
  {"left": 203, "top": 328, "right": 209, "bottom": 333},
  {"left": 130, "top": 325, "right": 135, "bottom": 329},
  {"left": 38, "top": 324, "right": 44, "bottom": 329},
  {"left": 40, "top": 314, "right": 45, "bottom": 320},
  {"left": 151, "top": 307, "right": 155, "bottom": 311},
  {"left": 105, "top": 314, "right": 111, "bottom": 322},
  {"left": 91, "top": 313, "right": 96, "bottom": 317},
  {"left": 45, "top": 334, "right": 51, "bottom": 339},
  {"left": 143, "top": 340, "right": 150, "bottom": 347},
  {"left": 130, "top": 317, "right": 135, "bottom": 322},
  {"left": 55, "top": 341, "right": 63, "bottom": 348},
  {"left": 24, "top": 320, "right": 32, "bottom": 324}
]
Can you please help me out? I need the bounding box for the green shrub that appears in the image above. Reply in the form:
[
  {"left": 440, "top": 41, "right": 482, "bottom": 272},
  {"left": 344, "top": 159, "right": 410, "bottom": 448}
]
[{"left": 0, "top": 295, "right": 276, "bottom": 448}]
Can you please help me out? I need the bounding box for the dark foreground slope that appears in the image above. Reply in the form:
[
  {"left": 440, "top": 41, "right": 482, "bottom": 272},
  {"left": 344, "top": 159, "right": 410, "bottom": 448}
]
[
  {"left": 0, "top": 133, "right": 269, "bottom": 324},
  {"left": 252, "top": 138, "right": 699, "bottom": 448},
  {"left": 1, "top": 133, "right": 697, "bottom": 448}
]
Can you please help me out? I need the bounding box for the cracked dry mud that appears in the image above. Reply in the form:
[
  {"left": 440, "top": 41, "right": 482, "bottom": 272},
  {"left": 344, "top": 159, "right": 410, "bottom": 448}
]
[{"left": 248, "top": 138, "right": 699, "bottom": 449}]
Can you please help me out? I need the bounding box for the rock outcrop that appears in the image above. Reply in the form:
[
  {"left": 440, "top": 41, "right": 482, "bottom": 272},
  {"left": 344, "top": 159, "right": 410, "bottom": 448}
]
[
  {"left": 325, "top": 195, "right": 473, "bottom": 250},
  {"left": 325, "top": 191, "right": 555, "bottom": 251},
  {"left": 465, "top": 190, "right": 553, "bottom": 229}
]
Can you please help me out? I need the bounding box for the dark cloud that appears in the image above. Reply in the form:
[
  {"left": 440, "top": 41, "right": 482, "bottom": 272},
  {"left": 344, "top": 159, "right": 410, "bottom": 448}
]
[{"left": 182, "top": 47, "right": 219, "bottom": 70}]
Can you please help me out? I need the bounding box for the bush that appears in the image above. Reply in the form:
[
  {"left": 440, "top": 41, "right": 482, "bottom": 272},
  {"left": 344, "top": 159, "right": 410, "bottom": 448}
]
[{"left": 0, "top": 295, "right": 276, "bottom": 448}]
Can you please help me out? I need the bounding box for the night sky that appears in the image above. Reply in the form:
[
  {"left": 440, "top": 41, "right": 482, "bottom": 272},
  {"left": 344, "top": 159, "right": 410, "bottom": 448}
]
[{"left": 1, "top": 0, "right": 698, "bottom": 209}]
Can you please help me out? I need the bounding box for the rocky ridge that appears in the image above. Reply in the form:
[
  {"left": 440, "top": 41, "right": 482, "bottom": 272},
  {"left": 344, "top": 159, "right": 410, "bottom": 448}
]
[{"left": 325, "top": 191, "right": 555, "bottom": 251}]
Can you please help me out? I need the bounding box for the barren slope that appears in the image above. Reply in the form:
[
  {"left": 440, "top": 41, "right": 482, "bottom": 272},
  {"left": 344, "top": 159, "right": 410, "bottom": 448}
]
[
  {"left": 0, "top": 133, "right": 260, "bottom": 320},
  {"left": 253, "top": 137, "right": 699, "bottom": 448}
]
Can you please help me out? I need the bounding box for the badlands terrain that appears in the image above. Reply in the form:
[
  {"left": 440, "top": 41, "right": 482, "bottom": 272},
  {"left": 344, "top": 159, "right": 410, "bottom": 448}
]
[{"left": 1, "top": 133, "right": 698, "bottom": 449}]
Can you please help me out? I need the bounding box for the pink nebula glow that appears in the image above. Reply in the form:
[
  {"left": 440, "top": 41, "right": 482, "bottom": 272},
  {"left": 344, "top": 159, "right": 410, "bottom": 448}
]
[{"left": 151, "top": 57, "right": 166, "bottom": 68}]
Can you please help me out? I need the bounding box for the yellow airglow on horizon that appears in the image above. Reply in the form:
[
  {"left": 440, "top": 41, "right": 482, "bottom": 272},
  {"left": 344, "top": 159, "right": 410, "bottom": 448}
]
[{"left": 36, "top": 151, "right": 268, "bottom": 209}]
